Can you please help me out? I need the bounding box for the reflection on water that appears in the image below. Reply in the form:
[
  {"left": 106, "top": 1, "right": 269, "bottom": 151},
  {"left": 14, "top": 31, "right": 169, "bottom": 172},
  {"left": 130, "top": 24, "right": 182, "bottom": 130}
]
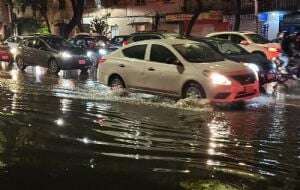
[{"left": 0, "top": 64, "right": 299, "bottom": 189}]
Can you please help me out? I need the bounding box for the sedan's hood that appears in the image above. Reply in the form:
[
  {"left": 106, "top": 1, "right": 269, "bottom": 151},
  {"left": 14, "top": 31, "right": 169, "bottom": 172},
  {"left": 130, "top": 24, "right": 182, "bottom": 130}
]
[{"left": 191, "top": 60, "right": 252, "bottom": 75}]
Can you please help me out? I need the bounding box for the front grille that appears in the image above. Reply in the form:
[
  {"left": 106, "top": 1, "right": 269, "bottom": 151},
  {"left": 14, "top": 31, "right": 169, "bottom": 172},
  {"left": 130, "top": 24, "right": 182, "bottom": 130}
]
[
  {"left": 235, "top": 91, "right": 256, "bottom": 99},
  {"left": 214, "top": 92, "right": 231, "bottom": 99},
  {"left": 231, "top": 73, "right": 256, "bottom": 85}
]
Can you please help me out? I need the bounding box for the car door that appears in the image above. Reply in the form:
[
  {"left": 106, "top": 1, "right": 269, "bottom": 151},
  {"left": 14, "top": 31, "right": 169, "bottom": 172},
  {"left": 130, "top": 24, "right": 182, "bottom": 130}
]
[
  {"left": 35, "top": 39, "right": 51, "bottom": 67},
  {"left": 22, "top": 38, "right": 37, "bottom": 65},
  {"left": 142, "top": 44, "right": 182, "bottom": 95},
  {"left": 120, "top": 44, "right": 148, "bottom": 89}
]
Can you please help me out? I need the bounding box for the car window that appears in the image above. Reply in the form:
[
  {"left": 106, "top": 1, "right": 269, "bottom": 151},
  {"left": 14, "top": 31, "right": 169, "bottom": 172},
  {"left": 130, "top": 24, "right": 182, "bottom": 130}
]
[
  {"left": 230, "top": 34, "right": 245, "bottom": 44},
  {"left": 122, "top": 45, "right": 147, "bottom": 60},
  {"left": 173, "top": 42, "right": 224, "bottom": 63},
  {"left": 23, "top": 38, "right": 36, "bottom": 48},
  {"left": 133, "top": 35, "right": 161, "bottom": 42},
  {"left": 36, "top": 39, "right": 48, "bottom": 51},
  {"left": 213, "top": 34, "right": 229, "bottom": 40},
  {"left": 210, "top": 40, "right": 248, "bottom": 55},
  {"left": 150, "top": 44, "right": 177, "bottom": 64}
]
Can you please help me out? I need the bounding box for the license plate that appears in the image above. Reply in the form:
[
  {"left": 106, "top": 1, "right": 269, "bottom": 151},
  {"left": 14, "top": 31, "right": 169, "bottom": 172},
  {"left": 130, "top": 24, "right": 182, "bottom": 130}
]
[
  {"left": 2, "top": 55, "right": 9, "bottom": 60},
  {"left": 244, "top": 86, "right": 254, "bottom": 93},
  {"left": 79, "top": 59, "right": 86, "bottom": 65}
]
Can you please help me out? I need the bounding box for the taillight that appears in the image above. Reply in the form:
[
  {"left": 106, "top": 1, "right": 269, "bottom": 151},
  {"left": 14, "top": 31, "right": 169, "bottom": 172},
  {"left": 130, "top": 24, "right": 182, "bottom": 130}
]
[{"left": 122, "top": 40, "right": 128, "bottom": 46}]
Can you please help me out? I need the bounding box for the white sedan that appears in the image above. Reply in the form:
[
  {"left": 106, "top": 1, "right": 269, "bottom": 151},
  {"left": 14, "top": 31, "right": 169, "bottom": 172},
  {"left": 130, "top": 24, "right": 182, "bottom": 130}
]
[{"left": 98, "top": 39, "right": 260, "bottom": 103}]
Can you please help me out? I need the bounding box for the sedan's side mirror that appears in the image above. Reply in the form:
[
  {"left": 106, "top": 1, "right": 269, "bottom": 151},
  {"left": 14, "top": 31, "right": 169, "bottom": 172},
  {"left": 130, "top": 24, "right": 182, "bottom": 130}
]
[{"left": 240, "top": 40, "right": 250, "bottom": 46}]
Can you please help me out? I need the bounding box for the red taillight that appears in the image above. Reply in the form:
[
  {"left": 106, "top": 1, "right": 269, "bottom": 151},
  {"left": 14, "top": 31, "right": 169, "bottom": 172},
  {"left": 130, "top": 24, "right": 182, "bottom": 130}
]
[{"left": 122, "top": 40, "right": 128, "bottom": 46}]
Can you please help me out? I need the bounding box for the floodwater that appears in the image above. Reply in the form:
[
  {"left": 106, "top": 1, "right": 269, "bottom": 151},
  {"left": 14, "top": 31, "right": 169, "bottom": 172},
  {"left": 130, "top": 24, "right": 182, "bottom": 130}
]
[{"left": 0, "top": 63, "right": 299, "bottom": 190}]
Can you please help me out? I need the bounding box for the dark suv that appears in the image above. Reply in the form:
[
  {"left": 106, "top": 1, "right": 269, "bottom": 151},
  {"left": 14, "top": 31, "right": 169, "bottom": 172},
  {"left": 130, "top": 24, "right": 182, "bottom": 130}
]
[{"left": 126, "top": 32, "right": 183, "bottom": 44}]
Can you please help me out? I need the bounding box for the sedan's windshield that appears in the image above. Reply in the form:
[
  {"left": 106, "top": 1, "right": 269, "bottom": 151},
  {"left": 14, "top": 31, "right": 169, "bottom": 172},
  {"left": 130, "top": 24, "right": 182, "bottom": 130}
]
[
  {"left": 246, "top": 34, "right": 269, "bottom": 44},
  {"left": 43, "top": 37, "right": 75, "bottom": 49},
  {"left": 206, "top": 39, "right": 249, "bottom": 55},
  {"left": 173, "top": 42, "right": 224, "bottom": 63}
]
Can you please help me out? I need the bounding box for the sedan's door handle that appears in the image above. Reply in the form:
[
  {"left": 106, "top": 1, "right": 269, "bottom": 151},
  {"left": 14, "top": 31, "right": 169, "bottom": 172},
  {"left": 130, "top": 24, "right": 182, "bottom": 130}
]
[
  {"left": 119, "top": 64, "right": 125, "bottom": 68},
  {"left": 148, "top": 67, "right": 155, "bottom": 71}
]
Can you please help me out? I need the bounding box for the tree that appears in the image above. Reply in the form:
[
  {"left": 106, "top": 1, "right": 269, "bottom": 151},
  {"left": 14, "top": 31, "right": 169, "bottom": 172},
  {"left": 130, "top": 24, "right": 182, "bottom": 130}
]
[
  {"left": 61, "top": 0, "right": 85, "bottom": 38},
  {"left": 15, "top": 0, "right": 51, "bottom": 33},
  {"left": 233, "top": 0, "right": 241, "bottom": 31},
  {"left": 185, "top": 0, "right": 202, "bottom": 36},
  {"left": 90, "top": 14, "right": 110, "bottom": 36}
]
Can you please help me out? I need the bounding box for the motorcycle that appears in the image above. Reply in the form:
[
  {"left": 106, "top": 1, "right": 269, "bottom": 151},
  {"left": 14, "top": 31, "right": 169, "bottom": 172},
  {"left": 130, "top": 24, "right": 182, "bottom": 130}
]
[{"left": 272, "top": 54, "right": 300, "bottom": 82}]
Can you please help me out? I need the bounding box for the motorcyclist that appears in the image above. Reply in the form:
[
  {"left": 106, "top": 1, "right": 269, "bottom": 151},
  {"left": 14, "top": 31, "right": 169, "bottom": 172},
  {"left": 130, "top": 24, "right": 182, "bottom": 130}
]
[{"left": 279, "top": 31, "right": 293, "bottom": 74}]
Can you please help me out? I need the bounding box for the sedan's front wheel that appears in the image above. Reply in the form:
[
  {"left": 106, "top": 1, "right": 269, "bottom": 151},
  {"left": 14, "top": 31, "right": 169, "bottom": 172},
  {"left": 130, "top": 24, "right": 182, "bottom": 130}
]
[
  {"left": 16, "top": 56, "right": 26, "bottom": 71},
  {"left": 48, "top": 59, "right": 60, "bottom": 74},
  {"left": 109, "top": 75, "right": 125, "bottom": 90},
  {"left": 183, "top": 82, "right": 205, "bottom": 99}
]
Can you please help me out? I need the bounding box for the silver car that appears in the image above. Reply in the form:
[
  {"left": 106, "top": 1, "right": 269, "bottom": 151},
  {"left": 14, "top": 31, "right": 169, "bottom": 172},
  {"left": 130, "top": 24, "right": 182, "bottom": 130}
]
[{"left": 15, "top": 35, "right": 93, "bottom": 74}]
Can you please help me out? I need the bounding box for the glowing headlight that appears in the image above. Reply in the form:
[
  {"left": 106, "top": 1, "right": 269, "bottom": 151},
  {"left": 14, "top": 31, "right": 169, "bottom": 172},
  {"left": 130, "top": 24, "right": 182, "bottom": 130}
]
[
  {"left": 210, "top": 73, "right": 232, "bottom": 85},
  {"left": 244, "top": 63, "right": 259, "bottom": 73},
  {"left": 99, "top": 49, "right": 107, "bottom": 55},
  {"left": 87, "top": 51, "right": 93, "bottom": 57},
  {"left": 10, "top": 47, "right": 17, "bottom": 55},
  {"left": 60, "top": 51, "right": 72, "bottom": 59}
]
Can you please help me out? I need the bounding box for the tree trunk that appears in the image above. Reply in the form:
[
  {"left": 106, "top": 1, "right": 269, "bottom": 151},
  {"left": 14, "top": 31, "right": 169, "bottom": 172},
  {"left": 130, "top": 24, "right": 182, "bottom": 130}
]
[
  {"left": 153, "top": 12, "right": 160, "bottom": 32},
  {"left": 42, "top": 13, "right": 51, "bottom": 33},
  {"left": 233, "top": 0, "right": 241, "bottom": 31},
  {"left": 185, "top": 0, "right": 202, "bottom": 36},
  {"left": 62, "top": 0, "right": 85, "bottom": 38}
]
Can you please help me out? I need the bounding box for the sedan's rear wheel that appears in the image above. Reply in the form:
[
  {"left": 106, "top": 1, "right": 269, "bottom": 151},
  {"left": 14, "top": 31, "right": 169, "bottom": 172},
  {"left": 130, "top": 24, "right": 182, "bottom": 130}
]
[
  {"left": 109, "top": 76, "right": 125, "bottom": 90},
  {"left": 48, "top": 59, "right": 60, "bottom": 74},
  {"left": 183, "top": 82, "right": 205, "bottom": 99},
  {"left": 16, "top": 56, "right": 26, "bottom": 71}
]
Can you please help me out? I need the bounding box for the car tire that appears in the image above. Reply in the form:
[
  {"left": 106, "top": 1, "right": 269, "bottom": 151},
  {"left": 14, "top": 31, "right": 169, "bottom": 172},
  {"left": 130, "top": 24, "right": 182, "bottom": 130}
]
[
  {"left": 16, "top": 56, "right": 26, "bottom": 71},
  {"left": 183, "top": 82, "right": 205, "bottom": 99},
  {"left": 108, "top": 75, "right": 125, "bottom": 89},
  {"left": 48, "top": 59, "right": 60, "bottom": 74}
]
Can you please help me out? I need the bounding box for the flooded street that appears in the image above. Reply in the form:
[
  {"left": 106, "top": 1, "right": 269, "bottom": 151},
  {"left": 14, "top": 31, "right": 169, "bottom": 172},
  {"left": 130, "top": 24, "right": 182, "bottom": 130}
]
[{"left": 0, "top": 63, "right": 299, "bottom": 190}]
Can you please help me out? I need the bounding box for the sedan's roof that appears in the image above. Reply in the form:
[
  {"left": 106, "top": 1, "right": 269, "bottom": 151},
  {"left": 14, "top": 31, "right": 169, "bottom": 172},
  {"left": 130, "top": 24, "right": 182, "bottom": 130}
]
[{"left": 129, "top": 38, "right": 199, "bottom": 46}]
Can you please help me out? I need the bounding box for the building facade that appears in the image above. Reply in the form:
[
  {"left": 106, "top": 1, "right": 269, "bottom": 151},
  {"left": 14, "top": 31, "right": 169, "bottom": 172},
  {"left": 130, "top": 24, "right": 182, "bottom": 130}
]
[
  {"left": 83, "top": 0, "right": 230, "bottom": 38},
  {"left": 0, "top": 1, "right": 10, "bottom": 39}
]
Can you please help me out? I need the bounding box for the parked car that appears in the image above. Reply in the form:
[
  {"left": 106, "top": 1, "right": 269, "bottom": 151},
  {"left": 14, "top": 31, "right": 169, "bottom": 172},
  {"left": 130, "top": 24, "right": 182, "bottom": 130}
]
[
  {"left": 125, "top": 32, "right": 183, "bottom": 45},
  {"left": 98, "top": 39, "right": 260, "bottom": 103},
  {"left": 15, "top": 35, "right": 92, "bottom": 74},
  {"left": 206, "top": 31, "right": 281, "bottom": 60},
  {"left": 190, "top": 37, "right": 277, "bottom": 86},
  {"left": 4, "top": 35, "right": 32, "bottom": 56},
  {"left": 0, "top": 45, "right": 13, "bottom": 64},
  {"left": 74, "top": 33, "right": 109, "bottom": 47},
  {"left": 110, "top": 35, "right": 130, "bottom": 48}
]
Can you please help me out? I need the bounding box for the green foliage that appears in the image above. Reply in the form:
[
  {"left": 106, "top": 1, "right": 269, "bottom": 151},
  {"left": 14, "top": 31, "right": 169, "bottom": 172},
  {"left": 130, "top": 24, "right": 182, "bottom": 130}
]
[
  {"left": 37, "top": 26, "right": 50, "bottom": 34},
  {"left": 90, "top": 14, "right": 111, "bottom": 36}
]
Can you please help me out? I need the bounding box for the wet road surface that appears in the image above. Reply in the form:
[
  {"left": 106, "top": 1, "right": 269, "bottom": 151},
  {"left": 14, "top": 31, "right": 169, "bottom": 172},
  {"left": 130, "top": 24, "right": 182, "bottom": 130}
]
[{"left": 0, "top": 63, "right": 299, "bottom": 190}]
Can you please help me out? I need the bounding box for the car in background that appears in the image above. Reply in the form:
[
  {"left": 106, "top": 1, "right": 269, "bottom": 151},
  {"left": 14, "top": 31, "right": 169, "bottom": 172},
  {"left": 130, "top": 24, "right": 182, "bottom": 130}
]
[
  {"left": 0, "top": 45, "right": 13, "bottom": 64},
  {"left": 125, "top": 32, "right": 184, "bottom": 45},
  {"left": 110, "top": 35, "right": 130, "bottom": 48},
  {"left": 206, "top": 31, "right": 281, "bottom": 60},
  {"left": 70, "top": 35, "right": 115, "bottom": 67},
  {"left": 190, "top": 37, "right": 277, "bottom": 86},
  {"left": 98, "top": 39, "right": 260, "bottom": 103},
  {"left": 15, "top": 35, "right": 92, "bottom": 74},
  {"left": 74, "top": 33, "right": 109, "bottom": 48},
  {"left": 4, "top": 35, "right": 32, "bottom": 56}
]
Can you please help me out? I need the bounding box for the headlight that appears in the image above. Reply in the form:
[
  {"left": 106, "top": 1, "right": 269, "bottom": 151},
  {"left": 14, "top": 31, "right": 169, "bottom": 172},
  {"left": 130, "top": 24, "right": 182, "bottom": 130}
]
[
  {"left": 209, "top": 73, "right": 232, "bottom": 85},
  {"left": 99, "top": 49, "right": 107, "bottom": 55},
  {"left": 87, "top": 51, "right": 93, "bottom": 57},
  {"left": 10, "top": 47, "right": 17, "bottom": 55},
  {"left": 244, "top": 63, "right": 260, "bottom": 73},
  {"left": 60, "top": 51, "right": 72, "bottom": 59}
]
